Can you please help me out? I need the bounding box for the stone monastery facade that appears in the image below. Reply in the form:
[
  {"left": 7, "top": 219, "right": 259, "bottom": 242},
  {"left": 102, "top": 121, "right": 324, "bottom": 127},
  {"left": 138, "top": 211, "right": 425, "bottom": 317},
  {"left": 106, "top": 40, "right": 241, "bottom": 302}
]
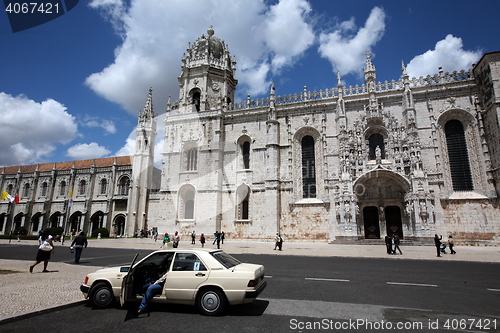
[{"left": 2, "top": 27, "right": 500, "bottom": 244}]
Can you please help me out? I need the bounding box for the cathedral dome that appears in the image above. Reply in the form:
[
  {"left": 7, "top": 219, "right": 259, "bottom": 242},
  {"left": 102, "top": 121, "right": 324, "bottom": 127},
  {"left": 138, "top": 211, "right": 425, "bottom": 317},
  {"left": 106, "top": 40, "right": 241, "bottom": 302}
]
[{"left": 191, "top": 26, "right": 224, "bottom": 59}]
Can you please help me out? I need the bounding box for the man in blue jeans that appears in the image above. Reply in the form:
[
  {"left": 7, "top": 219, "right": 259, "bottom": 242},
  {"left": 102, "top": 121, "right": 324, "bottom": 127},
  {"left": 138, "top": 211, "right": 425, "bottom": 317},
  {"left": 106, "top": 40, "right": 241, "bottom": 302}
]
[
  {"left": 138, "top": 271, "right": 168, "bottom": 315},
  {"left": 70, "top": 232, "right": 88, "bottom": 264}
]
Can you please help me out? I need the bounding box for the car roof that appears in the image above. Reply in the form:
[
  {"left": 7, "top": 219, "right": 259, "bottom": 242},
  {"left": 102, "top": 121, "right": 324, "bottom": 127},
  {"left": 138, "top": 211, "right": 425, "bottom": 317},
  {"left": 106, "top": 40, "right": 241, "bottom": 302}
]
[{"left": 154, "top": 248, "right": 221, "bottom": 254}]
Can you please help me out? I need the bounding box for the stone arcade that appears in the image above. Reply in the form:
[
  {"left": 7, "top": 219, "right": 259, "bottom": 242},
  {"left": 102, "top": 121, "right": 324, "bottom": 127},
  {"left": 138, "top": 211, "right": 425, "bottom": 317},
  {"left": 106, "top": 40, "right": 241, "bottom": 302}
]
[{"left": 1, "top": 28, "right": 499, "bottom": 244}]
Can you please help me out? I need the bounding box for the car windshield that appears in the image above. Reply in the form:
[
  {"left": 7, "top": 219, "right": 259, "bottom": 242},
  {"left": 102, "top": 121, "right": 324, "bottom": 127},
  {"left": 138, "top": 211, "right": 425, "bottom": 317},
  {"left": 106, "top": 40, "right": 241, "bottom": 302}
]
[
  {"left": 135, "top": 252, "right": 174, "bottom": 270},
  {"left": 211, "top": 251, "right": 241, "bottom": 268}
]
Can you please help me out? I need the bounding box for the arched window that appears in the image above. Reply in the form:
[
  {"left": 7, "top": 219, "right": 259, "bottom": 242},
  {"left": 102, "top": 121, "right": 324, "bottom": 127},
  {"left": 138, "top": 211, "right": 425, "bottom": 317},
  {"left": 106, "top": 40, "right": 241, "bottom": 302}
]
[
  {"left": 185, "top": 200, "right": 194, "bottom": 219},
  {"left": 119, "top": 177, "right": 130, "bottom": 196},
  {"left": 369, "top": 134, "right": 385, "bottom": 160},
  {"left": 242, "top": 141, "right": 250, "bottom": 169},
  {"left": 60, "top": 181, "right": 66, "bottom": 196},
  {"left": 79, "top": 180, "right": 87, "bottom": 196},
  {"left": 445, "top": 120, "right": 473, "bottom": 191},
  {"left": 100, "top": 178, "right": 107, "bottom": 195},
  {"left": 236, "top": 185, "right": 250, "bottom": 220},
  {"left": 185, "top": 147, "right": 198, "bottom": 171},
  {"left": 301, "top": 135, "right": 316, "bottom": 198},
  {"left": 41, "top": 182, "right": 48, "bottom": 197},
  {"left": 23, "top": 183, "right": 30, "bottom": 198},
  {"left": 179, "top": 185, "right": 195, "bottom": 220},
  {"left": 193, "top": 91, "right": 201, "bottom": 111}
]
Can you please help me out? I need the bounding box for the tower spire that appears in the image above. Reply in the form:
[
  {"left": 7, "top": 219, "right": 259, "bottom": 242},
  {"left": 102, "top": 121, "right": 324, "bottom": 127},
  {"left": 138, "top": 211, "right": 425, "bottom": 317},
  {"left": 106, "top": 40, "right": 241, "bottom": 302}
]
[{"left": 140, "top": 87, "right": 154, "bottom": 120}]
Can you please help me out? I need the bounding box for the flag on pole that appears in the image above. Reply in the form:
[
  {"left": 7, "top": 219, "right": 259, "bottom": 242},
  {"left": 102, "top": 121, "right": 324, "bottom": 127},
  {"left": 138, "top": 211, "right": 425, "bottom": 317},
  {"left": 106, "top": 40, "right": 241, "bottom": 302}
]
[
  {"left": 68, "top": 189, "right": 73, "bottom": 207},
  {"left": 1, "top": 191, "right": 14, "bottom": 203},
  {"left": 14, "top": 192, "right": 19, "bottom": 204}
]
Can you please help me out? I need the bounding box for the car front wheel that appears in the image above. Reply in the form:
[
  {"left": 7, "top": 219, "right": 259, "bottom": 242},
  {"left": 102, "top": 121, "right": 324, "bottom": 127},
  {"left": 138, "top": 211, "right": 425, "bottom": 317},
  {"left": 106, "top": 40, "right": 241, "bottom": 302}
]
[
  {"left": 196, "top": 288, "right": 226, "bottom": 316},
  {"left": 89, "top": 282, "right": 115, "bottom": 308}
]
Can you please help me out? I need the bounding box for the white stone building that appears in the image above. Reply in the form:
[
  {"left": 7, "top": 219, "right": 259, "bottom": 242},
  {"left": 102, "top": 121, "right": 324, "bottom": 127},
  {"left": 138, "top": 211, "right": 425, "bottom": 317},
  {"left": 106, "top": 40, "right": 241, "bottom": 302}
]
[{"left": 2, "top": 28, "right": 499, "bottom": 244}]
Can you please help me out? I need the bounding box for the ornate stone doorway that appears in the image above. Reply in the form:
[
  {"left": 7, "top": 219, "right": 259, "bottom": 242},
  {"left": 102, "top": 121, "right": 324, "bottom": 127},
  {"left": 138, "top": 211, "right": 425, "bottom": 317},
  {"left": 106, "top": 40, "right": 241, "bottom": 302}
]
[
  {"left": 363, "top": 206, "right": 380, "bottom": 238},
  {"left": 354, "top": 168, "right": 410, "bottom": 240},
  {"left": 114, "top": 215, "right": 125, "bottom": 236},
  {"left": 385, "top": 206, "right": 403, "bottom": 238}
]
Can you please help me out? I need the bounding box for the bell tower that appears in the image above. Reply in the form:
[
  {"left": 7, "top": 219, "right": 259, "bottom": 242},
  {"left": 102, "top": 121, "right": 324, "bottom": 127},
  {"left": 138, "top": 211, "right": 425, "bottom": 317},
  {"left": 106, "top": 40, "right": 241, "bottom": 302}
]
[
  {"left": 126, "top": 88, "right": 157, "bottom": 237},
  {"left": 177, "top": 26, "right": 237, "bottom": 113},
  {"left": 161, "top": 27, "right": 239, "bottom": 235}
]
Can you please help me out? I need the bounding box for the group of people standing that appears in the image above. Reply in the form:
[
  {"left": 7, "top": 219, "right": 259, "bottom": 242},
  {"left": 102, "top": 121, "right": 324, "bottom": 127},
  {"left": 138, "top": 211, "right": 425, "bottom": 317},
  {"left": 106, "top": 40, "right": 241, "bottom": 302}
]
[{"left": 157, "top": 230, "right": 225, "bottom": 249}]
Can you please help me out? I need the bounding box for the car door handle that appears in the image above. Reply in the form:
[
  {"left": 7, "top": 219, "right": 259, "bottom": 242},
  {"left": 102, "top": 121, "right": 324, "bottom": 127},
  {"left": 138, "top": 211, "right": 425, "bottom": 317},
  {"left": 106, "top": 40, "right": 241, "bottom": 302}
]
[{"left": 195, "top": 273, "right": 205, "bottom": 277}]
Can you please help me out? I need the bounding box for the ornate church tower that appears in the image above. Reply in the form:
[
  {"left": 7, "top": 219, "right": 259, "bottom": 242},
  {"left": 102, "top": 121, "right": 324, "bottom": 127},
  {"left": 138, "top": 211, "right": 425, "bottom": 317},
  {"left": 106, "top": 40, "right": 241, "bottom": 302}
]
[
  {"left": 161, "top": 26, "right": 237, "bottom": 234},
  {"left": 126, "top": 88, "right": 157, "bottom": 236},
  {"left": 177, "top": 25, "right": 237, "bottom": 113}
]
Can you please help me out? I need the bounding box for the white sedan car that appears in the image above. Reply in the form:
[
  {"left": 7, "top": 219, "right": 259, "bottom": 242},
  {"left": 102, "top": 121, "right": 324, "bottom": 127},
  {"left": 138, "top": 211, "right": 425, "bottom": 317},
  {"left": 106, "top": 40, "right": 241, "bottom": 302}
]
[{"left": 80, "top": 248, "right": 267, "bottom": 315}]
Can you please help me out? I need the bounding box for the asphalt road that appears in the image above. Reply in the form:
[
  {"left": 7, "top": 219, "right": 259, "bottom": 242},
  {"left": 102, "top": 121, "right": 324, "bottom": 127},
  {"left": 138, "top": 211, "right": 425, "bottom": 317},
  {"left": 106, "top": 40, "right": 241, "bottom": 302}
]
[{"left": 1, "top": 245, "right": 499, "bottom": 332}]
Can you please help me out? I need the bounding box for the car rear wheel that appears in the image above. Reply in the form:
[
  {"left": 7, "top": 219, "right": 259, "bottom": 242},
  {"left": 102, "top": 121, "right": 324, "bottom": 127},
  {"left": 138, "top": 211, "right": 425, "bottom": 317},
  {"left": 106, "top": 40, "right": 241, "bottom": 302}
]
[
  {"left": 90, "top": 282, "right": 114, "bottom": 308},
  {"left": 196, "top": 288, "right": 226, "bottom": 316}
]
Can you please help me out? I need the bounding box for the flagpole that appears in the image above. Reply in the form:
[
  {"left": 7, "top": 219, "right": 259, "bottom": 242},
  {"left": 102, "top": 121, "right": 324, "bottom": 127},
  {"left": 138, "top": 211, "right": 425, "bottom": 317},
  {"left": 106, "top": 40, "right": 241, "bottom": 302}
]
[
  {"left": 64, "top": 189, "right": 73, "bottom": 239},
  {"left": 7, "top": 201, "right": 13, "bottom": 244}
]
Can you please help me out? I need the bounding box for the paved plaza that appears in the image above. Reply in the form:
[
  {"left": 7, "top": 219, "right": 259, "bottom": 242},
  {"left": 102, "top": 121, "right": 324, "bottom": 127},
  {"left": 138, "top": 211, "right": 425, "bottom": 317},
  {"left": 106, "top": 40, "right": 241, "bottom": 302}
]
[{"left": 1, "top": 238, "right": 498, "bottom": 322}]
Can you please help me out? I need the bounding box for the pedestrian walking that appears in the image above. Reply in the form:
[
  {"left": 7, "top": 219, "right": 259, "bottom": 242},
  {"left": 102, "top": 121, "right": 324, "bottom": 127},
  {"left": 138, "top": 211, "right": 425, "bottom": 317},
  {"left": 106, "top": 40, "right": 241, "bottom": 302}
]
[
  {"left": 199, "top": 233, "right": 205, "bottom": 247},
  {"left": 274, "top": 233, "right": 283, "bottom": 251},
  {"left": 434, "top": 234, "right": 443, "bottom": 257},
  {"left": 191, "top": 230, "right": 196, "bottom": 245},
  {"left": 70, "top": 231, "right": 88, "bottom": 264},
  {"left": 173, "top": 231, "right": 180, "bottom": 248},
  {"left": 213, "top": 231, "right": 221, "bottom": 249},
  {"left": 448, "top": 235, "right": 456, "bottom": 254},
  {"left": 29, "top": 229, "right": 55, "bottom": 273},
  {"left": 274, "top": 233, "right": 279, "bottom": 250},
  {"left": 393, "top": 234, "right": 402, "bottom": 255},
  {"left": 221, "top": 231, "right": 225, "bottom": 244},
  {"left": 385, "top": 234, "right": 393, "bottom": 254}
]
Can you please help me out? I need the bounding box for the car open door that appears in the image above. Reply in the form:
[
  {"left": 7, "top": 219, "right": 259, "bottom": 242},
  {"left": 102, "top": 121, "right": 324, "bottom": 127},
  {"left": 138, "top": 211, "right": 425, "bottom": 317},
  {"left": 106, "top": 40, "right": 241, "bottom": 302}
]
[{"left": 120, "top": 253, "right": 140, "bottom": 307}]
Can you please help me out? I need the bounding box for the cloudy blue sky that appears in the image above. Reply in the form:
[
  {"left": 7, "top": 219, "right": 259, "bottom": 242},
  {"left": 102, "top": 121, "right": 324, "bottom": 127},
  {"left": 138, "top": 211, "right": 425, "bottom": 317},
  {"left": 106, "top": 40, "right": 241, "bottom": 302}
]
[{"left": 1, "top": 0, "right": 498, "bottom": 167}]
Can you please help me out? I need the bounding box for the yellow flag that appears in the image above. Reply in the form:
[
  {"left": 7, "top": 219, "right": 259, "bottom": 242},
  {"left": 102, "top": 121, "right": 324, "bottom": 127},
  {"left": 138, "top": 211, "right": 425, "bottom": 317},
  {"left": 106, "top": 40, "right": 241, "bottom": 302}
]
[
  {"left": 68, "top": 189, "right": 73, "bottom": 207},
  {"left": 1, "top": 191, "right": 14, "bottom": 202}
]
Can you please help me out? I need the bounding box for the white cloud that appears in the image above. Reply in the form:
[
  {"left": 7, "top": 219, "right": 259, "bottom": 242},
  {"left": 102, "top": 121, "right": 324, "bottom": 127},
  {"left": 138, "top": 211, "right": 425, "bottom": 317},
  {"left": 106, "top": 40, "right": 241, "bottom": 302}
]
[
  {"left": 406, "top": 34, "right": 482, "bottom": 78},
  {"left": 263, "top": 0, "right": 315, "bottom": 71},
  {"left": 318, "top": 6, "right": 386, "bottom": 76},
  {"left": 66, "top": 142, "right": 111, "bottom": 160},
  {"left": 86, "top": 0, "right": 316, "bottom": 113},
  {"left": 0, "top": 92, "right": 78, "bottom": 166},
  {"left": 80, "top": 115, "right": 117, "bottom": 134}
]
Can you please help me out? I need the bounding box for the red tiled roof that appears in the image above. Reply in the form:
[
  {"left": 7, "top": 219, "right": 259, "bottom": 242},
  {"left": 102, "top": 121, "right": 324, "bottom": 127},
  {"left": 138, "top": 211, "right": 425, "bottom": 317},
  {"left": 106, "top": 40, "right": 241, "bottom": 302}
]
[{"left": 1, "top": 156, "right": 132, "bottom": 175}]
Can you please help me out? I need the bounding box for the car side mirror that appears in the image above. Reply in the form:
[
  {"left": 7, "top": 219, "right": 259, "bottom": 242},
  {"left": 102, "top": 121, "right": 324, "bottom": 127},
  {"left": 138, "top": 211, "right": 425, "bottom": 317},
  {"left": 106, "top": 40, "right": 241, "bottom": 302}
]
[{"left": 120, "top": 267, "right": 129, "bottom": 273}]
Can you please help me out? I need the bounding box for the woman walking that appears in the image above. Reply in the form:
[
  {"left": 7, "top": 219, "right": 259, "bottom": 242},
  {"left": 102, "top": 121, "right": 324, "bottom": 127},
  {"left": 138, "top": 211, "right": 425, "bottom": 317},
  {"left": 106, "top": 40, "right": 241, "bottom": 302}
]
[{"left": 30, "top": 229, "right": 55, "bottom": 273}]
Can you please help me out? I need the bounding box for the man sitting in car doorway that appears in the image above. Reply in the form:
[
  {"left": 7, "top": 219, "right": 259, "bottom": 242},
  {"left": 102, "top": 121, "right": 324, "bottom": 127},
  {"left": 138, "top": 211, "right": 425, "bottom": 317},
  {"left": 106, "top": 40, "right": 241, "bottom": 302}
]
[
  {"left": 137, "top": 269, "right": 169, "bottom": 315},
  {"left": 137, "top": 253, "right": 173, "bottom": 315}
]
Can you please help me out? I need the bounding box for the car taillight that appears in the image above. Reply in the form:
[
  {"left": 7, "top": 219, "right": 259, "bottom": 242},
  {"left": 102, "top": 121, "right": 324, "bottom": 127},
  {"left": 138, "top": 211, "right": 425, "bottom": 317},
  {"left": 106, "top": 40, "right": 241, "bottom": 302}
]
[
  {"left": 247, "top": 279, "right": 258, "bottom": 287},
  {"left": 84, "top": 276, "right": 89, "bottom": 284}
]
